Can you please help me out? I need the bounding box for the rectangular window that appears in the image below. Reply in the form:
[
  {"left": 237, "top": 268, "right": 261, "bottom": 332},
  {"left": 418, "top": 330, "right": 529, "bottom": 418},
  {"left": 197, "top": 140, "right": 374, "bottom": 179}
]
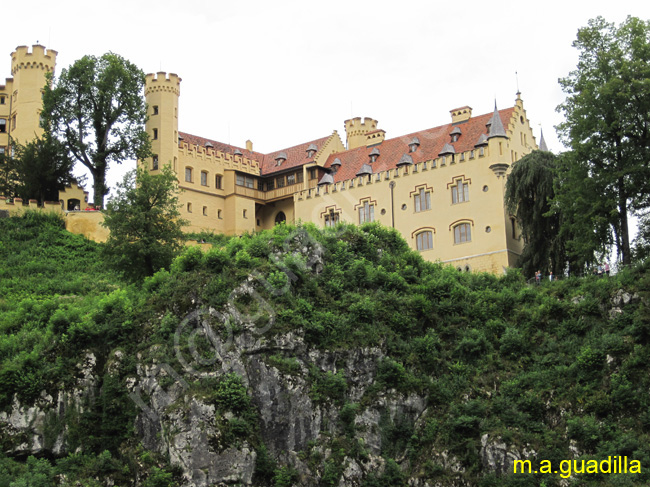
[
  {"left": 296, "top": 171, "right": 304, "bottom": 183},
  {"left": 359, "top": 201, "right": 375, "bottom": 224},
  {"left": 460, "top": 153, "right": 465, "bottom": 161},
  {"left": 236, "top": 174, "right": 244, "bottom": 186},
  {"left": 454, "top": 223, "right": 471, "bottom": 243},
  {"left": 267, "top": 180, "right": 275, "bottom": 191},
  {"left": 479, "top": 147, "right": 485, "bottom": 157},
  {"left": 152, "top": 155, "right": 159, "bottom": 170},
  {"left": 0, "top": 119, "right": 6, "bottom": 133},
  {"left": 324, "top": 211, "right": 340, "bottom": 228},
  {"left": 11, "top": 115, "right": 16, "bottom": 130},
  {"left": 153, "top": 105, "right": 159, "bottom": 115},
  {"left": 185, "top": 167, "right": 193, "bottom": 182},
  {"left": 414, "top": 188, "right": 431, "bottom": 212},
  {"left": 308, "top": 168, "right": 317, "bottom": 180},
  {"left": 201, "top": 171, "right": 207, "bottom": 186},
  {"left": 416, "top": 231, "right": 433, "bottom": 251},
  {"left": 0, "top": 96, "right": 5, "bottom": 105},
  {"left": 451, "top": 182, "right": 469, "bottom": 204},
  {"left": 287, "top": 173, "right": 296, "bottom": 185},
  {"left": 470, "top": 150, "right": 475, "bottom": 159},
  {"left": 153, "top": 128, "right": 158, "bottom": 140},
  {"left": 215, "top": 175, "right": 222, "bottom": 189},
  {"left": 276, "top": 176, "right": 285, "bottom": 188}
]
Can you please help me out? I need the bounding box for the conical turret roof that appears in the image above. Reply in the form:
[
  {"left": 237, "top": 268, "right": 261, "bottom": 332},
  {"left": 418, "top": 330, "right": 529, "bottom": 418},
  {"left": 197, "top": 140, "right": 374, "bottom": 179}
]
[
  {"left": 539, "top": 129, "right": 549, "bottom": 152},
  {"left": 487, "top": 102, "right": 507, "bottom": 139}
]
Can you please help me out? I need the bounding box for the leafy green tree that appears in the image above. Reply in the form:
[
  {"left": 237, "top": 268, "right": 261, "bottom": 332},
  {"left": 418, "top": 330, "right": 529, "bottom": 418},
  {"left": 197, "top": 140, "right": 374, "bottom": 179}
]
[
  {"left": 505, "top": 150, "right": 572, "bottom": 277},
  {"left": 556, "top": 16, "right": 650, "bottom": 265},
  {"left": 0, "top": 149, "right": 16, "bottom": 199},
  {"left": 12, "top": 133, "right": 76, "bottom": 205},
  {"left": 41, "top": 53, "right": 151, "bottom": 208},
  {"left": 101, "top": 166, "right": 186, "bottom": 281}
]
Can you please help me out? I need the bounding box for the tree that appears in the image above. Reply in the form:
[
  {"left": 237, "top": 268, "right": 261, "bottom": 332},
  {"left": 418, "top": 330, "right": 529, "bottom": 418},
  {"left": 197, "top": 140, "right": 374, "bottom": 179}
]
[
  {"left": 12, "top": 133, "right": 76, "bottom": 205},
  {"left": 556, "top": 16, "right": 650, "bottom": 265},
  {"left": 505, "top": 150, "right": 571, "bottom": 277},
  {"left": 41, "top": 53, "right": 151, "bottom": 208},
  {"left": 101, "top": 166, "right": 187, "bottom": 281}
]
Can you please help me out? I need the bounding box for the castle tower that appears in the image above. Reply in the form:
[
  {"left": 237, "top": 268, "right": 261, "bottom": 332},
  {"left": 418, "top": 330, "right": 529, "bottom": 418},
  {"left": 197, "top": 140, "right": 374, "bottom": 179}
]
[
  {"left": 144, "top": 72, "right": 181, "bottom": 174},
  {"left": 344, "top": 117, "right": 378, "bottom": 150},
  {"left": 9, "top": 44, "right": 57, "bottom": 145}
]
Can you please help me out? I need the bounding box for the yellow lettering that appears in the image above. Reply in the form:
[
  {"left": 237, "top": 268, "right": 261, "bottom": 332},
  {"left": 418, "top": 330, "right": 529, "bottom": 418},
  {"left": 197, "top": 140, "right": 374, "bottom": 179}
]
[
  {"left": 560, "top": 460, "right": 572, "bottom": 478},
  {"left": 513, "top": 460, "right": 531, "bottom": 474},
  {"left": 539, "top": 460, "right": 552, "bottom": 474},
  {"left": 600, "top": 457, "right": 612, "bottom": 474},
  {"left": 586, "top": 460, "right": 598, "bottom": 473},
  {"left": 573, "top": 460, "right": 585, "bottom": 474},
  {"left": 630, "top": 460, "right": 641, "bottom": 474}
]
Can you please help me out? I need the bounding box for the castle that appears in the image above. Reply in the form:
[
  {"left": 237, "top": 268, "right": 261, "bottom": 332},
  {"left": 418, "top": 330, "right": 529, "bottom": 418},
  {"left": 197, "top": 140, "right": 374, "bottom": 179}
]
[
  {"left": 2, "top": 45, "right": 543, "bottom": 274},
  {"left": 144, "top": 70, "right": 542, "bottom": 273}
]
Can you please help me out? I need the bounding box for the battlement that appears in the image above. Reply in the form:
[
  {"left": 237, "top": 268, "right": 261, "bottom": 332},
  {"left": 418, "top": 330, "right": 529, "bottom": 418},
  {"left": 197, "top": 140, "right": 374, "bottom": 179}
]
[
  {"left": 0, "top": 197, "right": 63, "bottom": 214},
  {"left": 145, "top": 71, "right": 182, "bottom": 95},
  {"left": 344, "top": 117, "right": 379, "bottom": 150},
  {"left": 294, "top": 145, "right": 491, "bottom": 201},
  {"left": 11, "top": 44, "right": 57, "bottom": 75},
  {"left": 178, "top": 141, "right": 261, "bottom": 175},
  {"left": 344, "top": 117, "right": 378, "bottom": 135}
]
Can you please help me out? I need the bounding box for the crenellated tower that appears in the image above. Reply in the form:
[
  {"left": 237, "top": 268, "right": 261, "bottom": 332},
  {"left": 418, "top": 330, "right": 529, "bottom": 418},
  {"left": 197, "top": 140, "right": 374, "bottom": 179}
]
[
  {"left": 8, "top": 44, "right": 57, "bottom": 145},
  {"left": 344, "top": 117, "right": 379, "bottom": 150},
  {"left": 144, "top": 72, "right": 181, "bottom": 175}
]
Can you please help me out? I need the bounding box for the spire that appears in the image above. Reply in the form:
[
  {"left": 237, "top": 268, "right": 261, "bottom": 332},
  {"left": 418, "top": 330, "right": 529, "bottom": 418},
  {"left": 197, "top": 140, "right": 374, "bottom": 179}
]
[
  {"left": 539, "top": 128, "right": 549, "bottom": 152},
  {"left": 487, "top": 102, "right": 507, "bottom": 139}
]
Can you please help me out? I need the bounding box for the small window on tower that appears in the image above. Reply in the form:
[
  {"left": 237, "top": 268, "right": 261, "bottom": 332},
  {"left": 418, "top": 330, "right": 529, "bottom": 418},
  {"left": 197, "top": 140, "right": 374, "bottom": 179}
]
[
  {"left": 0, "top": 96, "right": 5, "bottom": 105},
  {"left": 153, "top": 105, "right": 159, "bottom": 115},
  {"left": 152, "top": 155, "right": 159, "bottom": 170},
  {"left": 153, "top": 128, "right": 158, "bottom": 140}
]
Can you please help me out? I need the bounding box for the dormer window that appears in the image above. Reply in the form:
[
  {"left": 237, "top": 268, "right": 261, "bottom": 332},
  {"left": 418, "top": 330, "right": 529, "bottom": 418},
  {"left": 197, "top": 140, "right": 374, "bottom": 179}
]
[
  {"left": 369, "top": 147, "right": 380, "bottom": 163},
  {"left": 450, "top": 126, "right": 462, "bottom": 143},
  {"left": 331, "top": 158, "right": 341, "bottom": 174},
  {"left": 275, "top": 152, "right": 287, "bottom": 166},
  {"left": 306, "top": 143, "right": 318, "bottom": 159},
  {"left": 409, "top": 137, "right": 420, "bottom": 153}
]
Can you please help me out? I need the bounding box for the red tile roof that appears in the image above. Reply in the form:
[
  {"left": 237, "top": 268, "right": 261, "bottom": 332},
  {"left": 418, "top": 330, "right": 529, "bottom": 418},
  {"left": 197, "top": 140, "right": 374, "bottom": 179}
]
[
  {"left": 177, "top": 131, "right": 331, "bottom": 176},
  {"left": 325, "top": 108, "right": 515, "bottom": 183},
  {"left": 260, "top": 135, "right": 332, "bottom": 176}
]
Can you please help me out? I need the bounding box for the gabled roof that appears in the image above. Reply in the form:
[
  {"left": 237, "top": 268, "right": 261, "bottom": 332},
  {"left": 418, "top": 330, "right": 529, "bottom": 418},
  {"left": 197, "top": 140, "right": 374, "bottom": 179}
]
[{"left": 324, "top": 107, "right": 514, "bottom": 183}]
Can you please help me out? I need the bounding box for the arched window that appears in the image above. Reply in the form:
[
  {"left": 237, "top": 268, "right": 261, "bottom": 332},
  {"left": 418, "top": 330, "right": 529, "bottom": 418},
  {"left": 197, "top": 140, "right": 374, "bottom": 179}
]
[
  {"left": 275, "top": 211, "right": 286, "bottom": 224},
  {"left": 416, "top": 231, "right": 433, "bottom": 251},
  {"left": 454, "top": 223, "right": 471, "bottom": 244}
]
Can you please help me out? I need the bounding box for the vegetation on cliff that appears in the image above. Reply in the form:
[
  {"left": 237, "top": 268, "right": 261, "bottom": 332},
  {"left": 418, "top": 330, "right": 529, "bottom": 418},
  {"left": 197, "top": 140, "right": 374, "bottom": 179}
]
[{"left": 1, "top": 212, "right": 650, "bottom": 486}]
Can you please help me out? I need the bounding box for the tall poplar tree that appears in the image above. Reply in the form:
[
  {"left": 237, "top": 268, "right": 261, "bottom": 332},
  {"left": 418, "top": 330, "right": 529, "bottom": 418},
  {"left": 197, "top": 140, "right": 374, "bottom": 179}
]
[{"left": 556, "top": 16, "right": 650, "bottom": 265}]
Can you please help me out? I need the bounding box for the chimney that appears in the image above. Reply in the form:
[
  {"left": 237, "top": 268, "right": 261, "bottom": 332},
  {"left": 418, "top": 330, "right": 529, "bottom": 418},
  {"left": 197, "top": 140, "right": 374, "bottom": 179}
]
[
  {"left": 246, "top": 140, "right": 253, "bottom": 151},
  {"left": 450, "top": 106, "right": 472, "bottom": 124}
]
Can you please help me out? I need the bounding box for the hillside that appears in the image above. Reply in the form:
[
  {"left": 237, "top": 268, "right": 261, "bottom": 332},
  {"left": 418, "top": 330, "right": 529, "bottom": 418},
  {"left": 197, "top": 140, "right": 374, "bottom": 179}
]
[{"left": 1, "top": 212, "right": 649, "bottom": 487}]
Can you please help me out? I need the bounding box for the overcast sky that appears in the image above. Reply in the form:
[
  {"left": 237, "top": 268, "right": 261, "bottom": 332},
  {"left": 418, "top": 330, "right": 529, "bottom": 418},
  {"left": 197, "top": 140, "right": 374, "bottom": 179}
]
[{"left": 2, "top": 0, "right": 650, "bottom": 200}]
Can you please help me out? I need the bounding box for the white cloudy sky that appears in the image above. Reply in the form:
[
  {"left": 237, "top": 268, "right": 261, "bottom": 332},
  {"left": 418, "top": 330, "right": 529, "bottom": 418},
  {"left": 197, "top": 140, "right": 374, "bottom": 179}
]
[{"left": 2, "top": 0, "right": 650, "bottom": 200}]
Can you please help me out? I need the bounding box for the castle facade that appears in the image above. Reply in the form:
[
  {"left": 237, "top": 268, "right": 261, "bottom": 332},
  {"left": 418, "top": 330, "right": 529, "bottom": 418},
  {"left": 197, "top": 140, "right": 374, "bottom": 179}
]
[{"left": 145, "top": 71, "right": 539, "bottom": 273}]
